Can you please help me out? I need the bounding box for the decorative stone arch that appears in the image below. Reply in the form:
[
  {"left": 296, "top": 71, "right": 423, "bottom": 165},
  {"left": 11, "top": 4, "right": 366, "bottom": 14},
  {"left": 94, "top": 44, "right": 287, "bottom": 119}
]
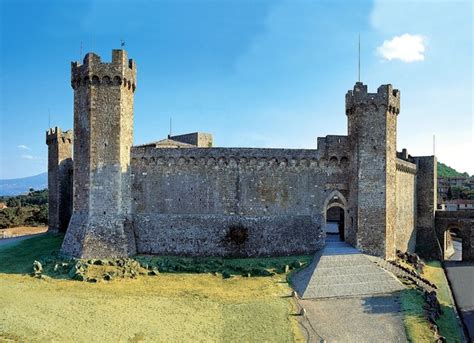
[{"left": 322, "top": 190, "right": 349, "bottom": 241}]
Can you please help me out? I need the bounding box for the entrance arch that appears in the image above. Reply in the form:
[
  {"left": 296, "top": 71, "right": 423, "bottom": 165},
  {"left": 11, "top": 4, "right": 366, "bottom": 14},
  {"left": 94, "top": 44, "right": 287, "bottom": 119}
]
[{"left": 323, "top": 190, "right": 348, "bottom": 242}]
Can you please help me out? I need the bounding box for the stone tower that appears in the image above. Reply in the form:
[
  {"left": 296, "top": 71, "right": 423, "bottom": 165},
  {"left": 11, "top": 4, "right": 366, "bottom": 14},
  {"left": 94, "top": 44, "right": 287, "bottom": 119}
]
[
  {"left": 60, "top": 49, "right": 137, "bottom": 258},
  {"left": 46, "top": 127, "right": 73, "bottom": 232},
  {"left": 346, "top": 82, "right": 400, "bottom": 259}
]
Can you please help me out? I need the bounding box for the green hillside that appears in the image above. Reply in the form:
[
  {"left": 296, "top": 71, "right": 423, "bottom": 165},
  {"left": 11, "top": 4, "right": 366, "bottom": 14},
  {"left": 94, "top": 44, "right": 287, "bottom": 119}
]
[{"left": 437, "top": 162, "right": 469, "bottom": 178}]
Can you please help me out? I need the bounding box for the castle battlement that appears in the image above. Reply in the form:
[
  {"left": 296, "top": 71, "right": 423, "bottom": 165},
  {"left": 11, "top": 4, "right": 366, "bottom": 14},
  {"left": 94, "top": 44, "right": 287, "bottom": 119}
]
[
  {"left": 345, "top": 82, "right": 400, "bottom": 115},
  {"left": 46, "top": 127, "right": 73, "bottom": 145},
  {"left": 71, "top": 49, "right": 136, "bottom": 91}
]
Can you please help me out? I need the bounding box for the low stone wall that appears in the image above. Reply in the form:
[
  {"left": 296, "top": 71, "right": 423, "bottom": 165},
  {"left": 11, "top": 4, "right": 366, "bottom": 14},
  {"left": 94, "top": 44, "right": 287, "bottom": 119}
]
[{"left": 134, "top": 214, "right": 324, "bottom": 257}]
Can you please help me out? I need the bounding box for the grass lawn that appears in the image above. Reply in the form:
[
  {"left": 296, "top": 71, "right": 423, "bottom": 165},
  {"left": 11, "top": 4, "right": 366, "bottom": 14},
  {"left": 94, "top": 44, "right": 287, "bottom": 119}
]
[
  {"left": 0, "top": 234, "right": 305, "bottom": 342},
  {"left": 400, "top": 260, "right": 463, "bottom": 342}
]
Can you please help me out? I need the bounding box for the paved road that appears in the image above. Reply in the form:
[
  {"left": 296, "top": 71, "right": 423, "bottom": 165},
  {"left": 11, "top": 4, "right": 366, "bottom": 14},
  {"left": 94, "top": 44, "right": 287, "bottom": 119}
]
[
  {"left": 0, "top": 233, "right": 46, "bottom": 250},
  {"left": 444, "top": 261, "right": 474, "bottom": 341}
]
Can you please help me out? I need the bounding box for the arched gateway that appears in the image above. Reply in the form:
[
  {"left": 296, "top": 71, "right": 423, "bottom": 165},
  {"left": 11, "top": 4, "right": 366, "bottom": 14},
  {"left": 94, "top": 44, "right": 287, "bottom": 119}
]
[{"left": 323, "top": 190, "right": 348, "bottom": 242}]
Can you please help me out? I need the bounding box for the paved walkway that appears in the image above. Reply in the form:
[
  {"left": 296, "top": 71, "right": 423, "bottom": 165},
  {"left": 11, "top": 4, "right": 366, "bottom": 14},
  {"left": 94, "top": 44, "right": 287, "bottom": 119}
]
[
  {"left": 292, "top": 236, "right": 404, "bottom": 299},
  {"left": 292, "top": 235, "right": 407, "bottom": 342}
]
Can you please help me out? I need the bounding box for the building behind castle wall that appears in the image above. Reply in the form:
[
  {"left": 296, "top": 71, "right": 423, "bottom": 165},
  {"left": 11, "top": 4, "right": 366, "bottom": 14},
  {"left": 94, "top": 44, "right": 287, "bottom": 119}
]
[
  {"left": 395, "top": 158, "right": 417, "bottom": 252},
  {"left": 130, "top": 145, "right": 350, "bottom": 256},
  {"left": 169, "top": 132, "right": 213, "bottom": 147},
  {"left": 46, "top": 127, "right": 73, "bottom": 232}
]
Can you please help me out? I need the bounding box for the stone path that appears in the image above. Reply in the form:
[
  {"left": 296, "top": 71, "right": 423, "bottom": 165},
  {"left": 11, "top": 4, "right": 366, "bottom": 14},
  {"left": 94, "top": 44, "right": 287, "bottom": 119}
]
[
  {"left": 292, "top": 236, "right": 404, "bottom": 299},
  {"left": 292, "top": 235, "right": 407, "bottom": 342},
  {"left": 298, "top": 294, "right": 407, "bottom": 343}
]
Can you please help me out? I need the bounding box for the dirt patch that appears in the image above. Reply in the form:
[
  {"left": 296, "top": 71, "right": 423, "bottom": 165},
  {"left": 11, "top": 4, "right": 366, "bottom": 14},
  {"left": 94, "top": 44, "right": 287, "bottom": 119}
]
[{"left": 0, "top": 226, "right": 47, "bottom": 239}]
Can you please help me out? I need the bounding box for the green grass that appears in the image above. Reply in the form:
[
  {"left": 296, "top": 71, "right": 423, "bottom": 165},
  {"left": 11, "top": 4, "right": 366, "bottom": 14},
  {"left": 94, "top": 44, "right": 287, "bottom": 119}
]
[
  {"left": 0, "top": 234, "right": 305, "bottom": 342},
  {"left": 424, "top": 261, "right": 463, "bottom": 342},
  {"left": 0, "top": 233, "right": 64, "bottom": 274},
  {"left": 400, "top": 260, "right": 463, "bottom": 342}
]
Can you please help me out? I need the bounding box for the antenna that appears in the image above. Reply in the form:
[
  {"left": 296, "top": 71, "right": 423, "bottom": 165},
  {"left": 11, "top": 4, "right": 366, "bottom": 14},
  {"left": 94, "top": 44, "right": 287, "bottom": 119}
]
[
  {"left": 433, "top": 134, "right": 436, "bottom": 156},
  {"left": 358, "top": 34, "right": 361, "bottom": 82},
  {"left": 169, "top": 117, "right": 172, "bottom": 137},
  {"left": 80, "top": 41, "right": 83, "bottom": 59},
  {"left": 48, "top": 108, "right": 51, "bottom": 129},
  {"left": 120, "top": 39, "right": 125, "bottom": 48}
]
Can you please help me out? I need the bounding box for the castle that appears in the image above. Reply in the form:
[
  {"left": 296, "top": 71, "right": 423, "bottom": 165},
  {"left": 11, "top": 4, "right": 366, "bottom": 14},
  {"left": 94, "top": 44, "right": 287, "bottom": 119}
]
[{"left": 47, "top": 49, "right": 438, "bottom": 260}]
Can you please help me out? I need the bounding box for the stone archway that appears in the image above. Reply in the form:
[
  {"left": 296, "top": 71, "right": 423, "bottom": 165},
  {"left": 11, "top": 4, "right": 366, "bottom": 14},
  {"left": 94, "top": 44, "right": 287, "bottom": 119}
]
[
  {"left": 444, "top": 227, "right": 463, "bottom": 261},
  {"left": 323, "top": 190, "right": 348, "bottom": 242}
]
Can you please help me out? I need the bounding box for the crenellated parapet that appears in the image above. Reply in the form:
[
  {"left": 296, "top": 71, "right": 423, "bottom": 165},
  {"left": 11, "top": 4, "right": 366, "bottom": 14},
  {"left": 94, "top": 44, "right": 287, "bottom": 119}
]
[
  {"left": 46, "top": 127, "right": 73, "bottom": 145},
  {"left": 71, "top": 50, "right": 136, "bottom": 92},
  {"left": 396, "top": 158, "right": 417, "bottom": 175},
  {"left": 130, "top": 147, "right": 351, "bottom": 171},
  {"left": 345, "top": 82, "right": 400, "bottom": 115}
]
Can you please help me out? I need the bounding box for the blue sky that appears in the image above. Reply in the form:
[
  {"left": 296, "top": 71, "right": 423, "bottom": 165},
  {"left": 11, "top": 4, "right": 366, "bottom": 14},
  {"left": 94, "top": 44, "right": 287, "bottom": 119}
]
[{"left": 0, "top": 0, "right": 472, "bottom": 179}]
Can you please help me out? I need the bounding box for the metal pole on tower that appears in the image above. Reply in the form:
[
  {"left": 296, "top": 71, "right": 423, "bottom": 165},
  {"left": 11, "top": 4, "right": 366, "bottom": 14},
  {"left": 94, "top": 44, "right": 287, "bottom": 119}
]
[
  {"left": 433, "top": 134, "right": 436, "bottom": 156},
  {"left": 358, "top": 34, "right": 361, "bottom": 82}
]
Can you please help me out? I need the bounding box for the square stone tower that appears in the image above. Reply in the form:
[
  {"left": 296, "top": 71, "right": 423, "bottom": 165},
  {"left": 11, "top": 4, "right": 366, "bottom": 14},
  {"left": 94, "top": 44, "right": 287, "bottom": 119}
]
[
  {"left": 346, "top": 82, "right": 400, "bottom": 259},
  {"left": 60, "top": 50, "right": 137, "bottom": 258},
  {"left": 46, "top": 127, "right": 73, "bottom": 232}
]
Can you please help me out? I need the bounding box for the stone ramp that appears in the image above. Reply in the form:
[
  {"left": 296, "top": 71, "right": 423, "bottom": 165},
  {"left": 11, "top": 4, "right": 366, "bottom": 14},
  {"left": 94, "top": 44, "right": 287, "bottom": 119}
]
[{"left": 292, "top": 239, "right": 404, "bottom": 299}]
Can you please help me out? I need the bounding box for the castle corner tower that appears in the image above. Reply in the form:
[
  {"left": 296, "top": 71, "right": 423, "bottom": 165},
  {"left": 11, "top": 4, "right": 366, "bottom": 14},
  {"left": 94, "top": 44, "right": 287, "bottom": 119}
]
[
  {"left": 346, "top": 82, "right": 400, "bottom": 259},
  {"left": 46, "top": 127, "right": 73, "bottom": 233},
  {"left": 60, "top": 49, "right": 137, "bottom": 258}
]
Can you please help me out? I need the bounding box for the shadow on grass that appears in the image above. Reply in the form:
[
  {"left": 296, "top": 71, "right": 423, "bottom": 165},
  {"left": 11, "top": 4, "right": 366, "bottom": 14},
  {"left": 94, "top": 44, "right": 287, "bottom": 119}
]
[
  {"left": 0, "top": 233, "right": 313, "bottom": 281},
  {"left": 0, "top": 233, "right": 64, "bottom": 275}
]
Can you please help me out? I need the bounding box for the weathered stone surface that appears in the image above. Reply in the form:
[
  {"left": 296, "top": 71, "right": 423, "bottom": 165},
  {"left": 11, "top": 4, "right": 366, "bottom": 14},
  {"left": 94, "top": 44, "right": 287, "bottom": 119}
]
[
  {"left": 60, "top": 50, "right": 137, "bottom": 258},
  {"left": 49, "top": 50, "right": 439, "bottom": 260},
  {"left": 46, "top": 128, "right": 73, "bottom": 233},
  {"left": 134, "top": 214, "right": 324, "bottom": 257}
]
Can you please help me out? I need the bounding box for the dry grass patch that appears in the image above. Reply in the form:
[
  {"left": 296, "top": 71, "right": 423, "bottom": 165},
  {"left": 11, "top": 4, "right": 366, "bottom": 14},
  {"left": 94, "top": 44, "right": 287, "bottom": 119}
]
[{"left": 0, "top": 234, "right": 305, "bottom": 342}]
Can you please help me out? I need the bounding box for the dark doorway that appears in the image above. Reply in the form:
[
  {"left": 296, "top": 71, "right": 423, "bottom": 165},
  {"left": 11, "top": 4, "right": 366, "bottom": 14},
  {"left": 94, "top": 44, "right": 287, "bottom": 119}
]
[{"left": 326, "top": 206, "right": 345, "bottom": 241}]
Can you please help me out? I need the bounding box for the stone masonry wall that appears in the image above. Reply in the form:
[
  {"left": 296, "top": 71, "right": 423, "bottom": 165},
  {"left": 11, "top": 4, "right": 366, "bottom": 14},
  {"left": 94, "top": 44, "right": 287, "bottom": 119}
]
[
  {"left": 414, "top": 156, "right": 439, "bottom": 258},
  {"left": 46, "top": 128, "right": 73, "bottom": 232},
  {"left": 130, "top": 144, "right": 350, "bottom": 257},
  {"left": 395, "top": 158, "right": 417, "bottom": 252},
  {"left": 346, "top": 82, "right": 400, "bottom": 259},
  {"left": 61, "top": 50, "right": 137, "bottom": 258}
]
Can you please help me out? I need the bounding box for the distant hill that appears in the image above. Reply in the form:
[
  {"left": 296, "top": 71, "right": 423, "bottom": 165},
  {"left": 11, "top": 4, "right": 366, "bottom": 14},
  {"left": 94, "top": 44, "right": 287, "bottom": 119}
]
[
  {"left": 0, "top": 173, "right": 47, "bottom": 196},
  {"left": 437, "top": 162, "right": 470, "bottom": 178}
]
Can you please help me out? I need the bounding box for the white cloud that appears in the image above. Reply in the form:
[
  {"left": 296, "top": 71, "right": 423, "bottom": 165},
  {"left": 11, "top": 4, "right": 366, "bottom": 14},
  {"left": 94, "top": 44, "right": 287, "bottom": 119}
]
[
  {"left": 17, "top": 144, "right": 31, "bottom": 150},
  {"left": 377, "top": 34, "right": 425, "bottom": 62},
  {"left": 20, "top": 155, "right": 44, "bottom": 161}
]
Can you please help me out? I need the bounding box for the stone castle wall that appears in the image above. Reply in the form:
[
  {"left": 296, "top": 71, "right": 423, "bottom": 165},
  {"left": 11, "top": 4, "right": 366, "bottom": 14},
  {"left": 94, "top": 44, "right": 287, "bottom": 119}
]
[
  {"left": 130, "top": 145, "right": 350, "bottom": 256},
  {"left": 395, "top": 158, "right": 417, "bottom": 252},
  {"left": 414, "top": 156, "right": 439, "bottom": 258},
  {"left": 46, "top": 128, "right": 73, "bottom": 232},
  {"left": 61, "top": 50, "right": 137, "bottom": 258},
  {"left": 49, "top": 49, "right": 436, "bottom": 260},
  {"left": 346, "top": 83, "right": 400, "bottom": 259}
]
